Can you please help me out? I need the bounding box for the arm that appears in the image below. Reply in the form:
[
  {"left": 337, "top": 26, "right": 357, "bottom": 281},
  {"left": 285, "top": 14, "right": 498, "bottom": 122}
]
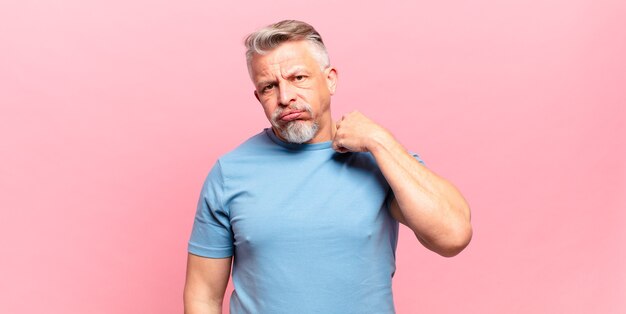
[
  {"left": 183, "top": 253, "right": 232, "bottom": 314},
  {"left": 375, "top": 145, "right": 472, "bottom": 257},
  {"left": 332, "top": 111, "right": 472, "bottom": 257}
]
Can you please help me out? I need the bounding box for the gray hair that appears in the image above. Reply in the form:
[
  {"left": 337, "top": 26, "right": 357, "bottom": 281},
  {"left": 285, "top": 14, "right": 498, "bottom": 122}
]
[{"left": 244, "top": 20, "right": 330, "bottom": 75}]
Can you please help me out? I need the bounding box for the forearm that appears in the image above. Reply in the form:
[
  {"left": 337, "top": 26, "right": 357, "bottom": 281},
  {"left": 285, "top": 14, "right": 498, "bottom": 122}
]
[
  {"left": 184, "top": 283, "right": 224, "bottom": 314},
  {"left": 183, "top": 254, "right": 231, "bottom": 314},
  {"left": 368, "top": 131, "right": 472, "bottom": 255},
  {"left": 183, "top": 298, "right": 222, "bottom": 314}
]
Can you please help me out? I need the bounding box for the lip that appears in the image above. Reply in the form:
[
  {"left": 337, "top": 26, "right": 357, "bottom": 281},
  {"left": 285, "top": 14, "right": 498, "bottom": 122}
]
[{"left": 279, "top": 110, "right": 305, "bottom": 122}]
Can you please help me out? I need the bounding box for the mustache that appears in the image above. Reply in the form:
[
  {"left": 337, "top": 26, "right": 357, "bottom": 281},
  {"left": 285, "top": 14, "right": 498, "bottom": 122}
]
[{"left": 271, "top": 103, "right": 313, "bottom": 122}]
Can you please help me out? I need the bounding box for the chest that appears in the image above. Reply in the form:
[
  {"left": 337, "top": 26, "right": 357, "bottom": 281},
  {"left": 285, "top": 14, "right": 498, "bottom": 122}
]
[{"left": 224, "top": 155, "right": 391, "bottom": 251}]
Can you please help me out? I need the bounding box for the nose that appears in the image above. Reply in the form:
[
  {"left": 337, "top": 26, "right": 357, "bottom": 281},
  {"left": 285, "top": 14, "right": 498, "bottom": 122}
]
[{"left": 278, "top": 82, "right": 296, "bottom": 107}]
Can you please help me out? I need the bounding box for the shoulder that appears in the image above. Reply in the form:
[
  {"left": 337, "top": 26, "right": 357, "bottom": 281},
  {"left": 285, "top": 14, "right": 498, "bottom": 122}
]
[
  {"left": 218, "top": 129, "right": 272, "bottom": 162},
  {"left": 212, "top": 128, "right": 277, "bottom": 178}
]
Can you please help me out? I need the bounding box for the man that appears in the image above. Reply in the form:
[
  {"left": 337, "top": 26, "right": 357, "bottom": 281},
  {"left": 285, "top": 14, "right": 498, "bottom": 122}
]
[{"left": 184, "top": 20, "right": 472, "bottom": 314}]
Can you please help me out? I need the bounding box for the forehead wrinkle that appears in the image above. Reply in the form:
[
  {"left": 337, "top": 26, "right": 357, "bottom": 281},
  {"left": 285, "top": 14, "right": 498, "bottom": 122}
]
[
  {"left": 255, "top": 62, "right": 307, "bottom": 86},
  {"left": 252, "top": 63, "right": 279, "bottom": 85},
  {"left": 282, "top": 65, "right": 308, "bottom": 78},
  {"left": 251, "top": 42, "right": 319, "bottom": 84}
]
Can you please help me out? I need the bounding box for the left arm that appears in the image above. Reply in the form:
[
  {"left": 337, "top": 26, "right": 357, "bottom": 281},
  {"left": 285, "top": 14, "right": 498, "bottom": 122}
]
[{"left": 333, "top": 111, "right": 472, "bottom": 257}]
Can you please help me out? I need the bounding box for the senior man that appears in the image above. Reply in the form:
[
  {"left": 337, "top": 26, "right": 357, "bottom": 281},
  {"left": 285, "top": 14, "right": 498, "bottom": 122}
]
[{"left": 184, "top": 20, "right": 472, "bottom": 314}]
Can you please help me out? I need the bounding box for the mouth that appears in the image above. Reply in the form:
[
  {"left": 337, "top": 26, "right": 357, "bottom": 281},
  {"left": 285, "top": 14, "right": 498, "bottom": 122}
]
[{"left": 279, "top": 110, "right": 306, "bottom": 122}]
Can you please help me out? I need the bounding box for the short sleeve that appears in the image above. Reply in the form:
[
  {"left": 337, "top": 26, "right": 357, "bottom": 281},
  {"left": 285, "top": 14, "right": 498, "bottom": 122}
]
[
  {"left": 410, "top": 151, "right": 426, "bottom": 166},
  {"left": 188, "top": 161, "right": 234, "bottom": 258}
]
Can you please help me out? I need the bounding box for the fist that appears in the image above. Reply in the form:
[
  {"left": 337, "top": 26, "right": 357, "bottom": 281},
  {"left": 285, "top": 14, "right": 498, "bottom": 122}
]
[{"left": 332, "top": 111, "right": 391, "bottom": 153}]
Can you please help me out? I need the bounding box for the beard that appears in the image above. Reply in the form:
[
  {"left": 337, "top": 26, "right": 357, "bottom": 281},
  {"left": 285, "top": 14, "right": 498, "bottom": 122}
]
[{"left": 270, "top": 103, "right": 319, "bottom": 144}]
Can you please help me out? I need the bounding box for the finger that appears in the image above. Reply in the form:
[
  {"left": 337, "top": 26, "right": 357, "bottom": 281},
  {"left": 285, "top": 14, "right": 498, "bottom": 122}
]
[
  {"left": 333, "top": 145, "right": 348, "bottom": 154},
  {"left": 332, "top": 140, "right": 341, "bottom": 152},
  {"left": 332, "top": 139, "right": 345, "bottom": 153}
]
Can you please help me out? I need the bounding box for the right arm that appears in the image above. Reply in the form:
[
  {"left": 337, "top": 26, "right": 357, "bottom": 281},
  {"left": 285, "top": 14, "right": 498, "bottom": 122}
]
[{"left": 183, "top": 253, "right": 232, "bottom": 314}]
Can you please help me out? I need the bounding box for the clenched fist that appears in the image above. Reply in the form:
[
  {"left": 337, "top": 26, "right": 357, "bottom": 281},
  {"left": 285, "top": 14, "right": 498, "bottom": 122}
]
[{"left": 332, "top": 111, "right": 393, "bottom": 153}]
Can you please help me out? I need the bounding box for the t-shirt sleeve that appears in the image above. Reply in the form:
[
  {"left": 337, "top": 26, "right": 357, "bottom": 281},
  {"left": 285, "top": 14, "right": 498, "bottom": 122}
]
[
  {"left": 409, "top": 151, "right": 426, "bottom": 166},
  {"left": 188, "top": 161, "right": 234, "bottom": 258}
]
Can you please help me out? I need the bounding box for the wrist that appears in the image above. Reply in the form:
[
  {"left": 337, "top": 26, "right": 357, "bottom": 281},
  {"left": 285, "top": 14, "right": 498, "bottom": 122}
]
[{"left": 367, "top": 128, "right": 394, "bottom": 154}]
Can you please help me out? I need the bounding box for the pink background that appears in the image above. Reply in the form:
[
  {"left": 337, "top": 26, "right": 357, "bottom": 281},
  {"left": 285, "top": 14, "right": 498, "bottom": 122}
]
[{"left": 1, "top": 1, "right": 625, "bottom": 313}]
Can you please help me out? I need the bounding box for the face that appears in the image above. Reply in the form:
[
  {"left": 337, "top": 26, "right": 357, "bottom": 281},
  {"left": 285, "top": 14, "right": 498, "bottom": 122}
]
[{"left": 250, "top": 40, "right": 337, "bottom": 143}]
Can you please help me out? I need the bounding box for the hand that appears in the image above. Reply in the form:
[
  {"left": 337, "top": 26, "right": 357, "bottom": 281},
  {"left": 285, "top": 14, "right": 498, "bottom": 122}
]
[{"left": 332, "top": 111, "right": 392, "bottom": 153}]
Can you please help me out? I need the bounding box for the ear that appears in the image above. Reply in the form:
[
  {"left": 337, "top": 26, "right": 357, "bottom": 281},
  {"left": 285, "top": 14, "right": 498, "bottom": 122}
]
[
  {"left": 325, "top": 67, "right": 338, "bottom": 95},
  {"left": 254, "top": 90, "right": 260, "bottom": 102}
]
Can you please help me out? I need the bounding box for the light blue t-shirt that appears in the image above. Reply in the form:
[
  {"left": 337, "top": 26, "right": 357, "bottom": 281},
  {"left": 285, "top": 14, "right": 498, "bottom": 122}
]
[{"left": 188, "top": 128, "right": 424, "bottom": 314}]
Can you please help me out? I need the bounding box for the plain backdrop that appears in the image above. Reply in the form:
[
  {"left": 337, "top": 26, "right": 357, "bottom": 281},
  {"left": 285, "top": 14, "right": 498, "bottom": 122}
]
[{"left": 1, "top": 1, "right": 625, "bottom": 313}]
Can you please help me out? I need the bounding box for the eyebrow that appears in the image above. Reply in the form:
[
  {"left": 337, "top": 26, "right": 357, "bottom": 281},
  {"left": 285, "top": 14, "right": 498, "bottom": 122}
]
[
  {"left": 282, "top": 66, "right": 308, "bottom": 77},
  {"left": 255, "top": 66, "right": 310, "bottom": 89},
  {"left": 256, "top": 79, "right": 275, "bottom": 89}
]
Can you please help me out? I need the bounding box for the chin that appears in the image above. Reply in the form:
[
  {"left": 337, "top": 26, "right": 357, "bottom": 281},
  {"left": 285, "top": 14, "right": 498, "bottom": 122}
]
[{"left": 280, "top": 119, "right": 319, "bottom": 143}]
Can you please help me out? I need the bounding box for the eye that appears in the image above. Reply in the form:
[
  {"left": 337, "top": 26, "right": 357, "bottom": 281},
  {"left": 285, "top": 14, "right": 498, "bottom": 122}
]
[
  {"left": 294, "top": 75, "right": 306, "bottom": 81},
  {"left": 261, "top": 83, "right": 275, "bottom": 93}
]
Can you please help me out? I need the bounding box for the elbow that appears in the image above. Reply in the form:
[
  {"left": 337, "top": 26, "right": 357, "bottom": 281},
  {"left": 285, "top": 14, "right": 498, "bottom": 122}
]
[
  {"left": 437, "top": 199, "right": 473, "bottom": 257},
  {"left": 437, "top": 223, "right": 473, "bottom": 258},
  {"left": 418, "top": 221, "right": 472, "bottom": 258},
  {"left": 412, "top": 198, "right": 473, "bottom": 257}
]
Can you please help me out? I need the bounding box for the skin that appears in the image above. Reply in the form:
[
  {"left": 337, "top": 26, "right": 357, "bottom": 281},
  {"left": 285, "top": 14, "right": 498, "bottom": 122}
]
[
  {"left": 184, "top": 39, "right": 473, "bottom": 313},
  {"left": 250, "top": 41, "right": 338, "bottom": 144},
  {"left": 183, "top": 254, "right": 231, "bottom": 314},
  {"left": 333, "top": 111, "right": 473, "bottom": 257}
]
